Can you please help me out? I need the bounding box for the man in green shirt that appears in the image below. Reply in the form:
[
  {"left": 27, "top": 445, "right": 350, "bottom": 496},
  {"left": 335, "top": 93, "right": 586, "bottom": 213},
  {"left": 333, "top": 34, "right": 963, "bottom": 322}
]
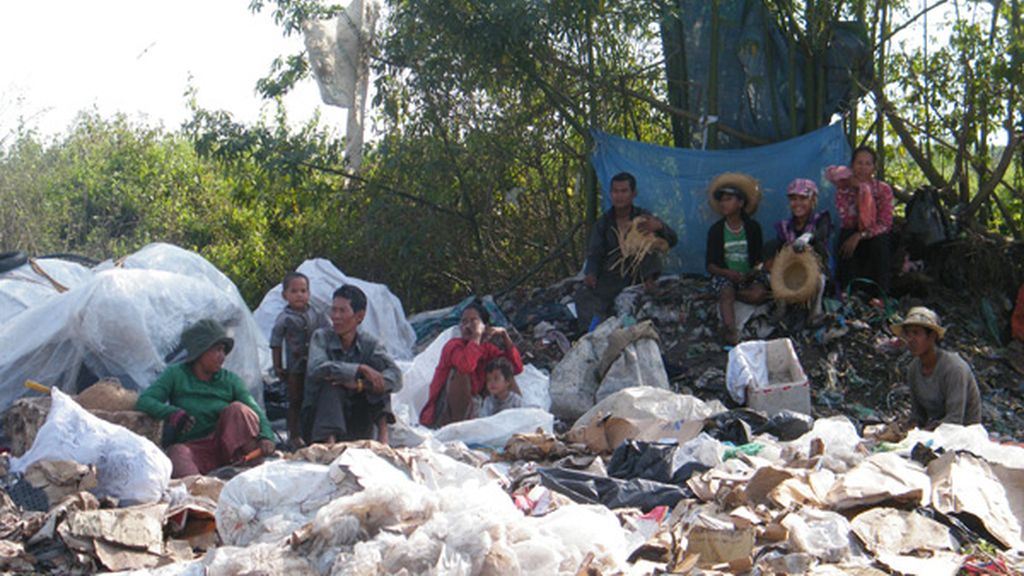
[{"left": 137, "top": 319, "right": 275, "bottom": 478}]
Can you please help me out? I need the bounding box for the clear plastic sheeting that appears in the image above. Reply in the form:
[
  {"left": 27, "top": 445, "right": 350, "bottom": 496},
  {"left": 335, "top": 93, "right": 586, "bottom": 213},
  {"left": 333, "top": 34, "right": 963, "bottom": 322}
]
[
  {"left": 253, "top": 258, "right": 417, "bottom": 361},
  {"left": 10, "top": 389, "right": 171, "bottom": 505},
  {"left": 0, "top": 258, "right": 94, "bottom": 323},
  {"left": 110, "top": 243, "right": 271, "bottom": 381},
  {"left": 0, "top": 263, "right": 266, "bottom": 412},
  {"left": 216, "top": 460, "right": 345, "bottom": 547}
]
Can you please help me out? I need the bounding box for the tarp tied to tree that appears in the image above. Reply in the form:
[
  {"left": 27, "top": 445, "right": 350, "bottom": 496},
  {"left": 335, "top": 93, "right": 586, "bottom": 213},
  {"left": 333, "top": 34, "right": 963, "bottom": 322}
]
[{"left": 658, "top": 0, "right": 872, "bottom": 148}]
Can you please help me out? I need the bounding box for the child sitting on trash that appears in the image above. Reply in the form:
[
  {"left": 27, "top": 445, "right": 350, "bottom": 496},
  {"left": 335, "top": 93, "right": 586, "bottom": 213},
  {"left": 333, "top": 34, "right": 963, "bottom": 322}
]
[
  {"left": 304, "top": 284, "right": 402, "bottom": 444},
  {"left": 137, "top": 318, "right": 276, "bottom": 478},
  {"left": 270, "top": 272, "right": 329, "bottom": 449},
  {"left": 479, "top": 357, "right": 524, "bottom": 417},
  {"left": 767, "top": 178, "right": 834, "bottom": 319},
  {"left": 705, "top": 173, "right": 768, "bottom": 345}
]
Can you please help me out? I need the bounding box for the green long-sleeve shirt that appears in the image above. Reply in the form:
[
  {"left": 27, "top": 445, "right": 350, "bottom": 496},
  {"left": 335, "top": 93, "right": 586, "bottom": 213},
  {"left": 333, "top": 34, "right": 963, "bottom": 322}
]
[{"left": 136, "top": 363, "right": 274, "bottom": 443}]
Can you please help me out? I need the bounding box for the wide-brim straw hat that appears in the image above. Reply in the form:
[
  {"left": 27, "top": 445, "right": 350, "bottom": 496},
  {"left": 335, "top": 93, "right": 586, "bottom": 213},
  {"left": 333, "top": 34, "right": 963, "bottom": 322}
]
[
  {"left": 708, "top": 172, "right": 762, "bottom": 215},
  {"left": 892, "top": 306, "right": 946, "bottom": 340},
  {"left": 770, "top": 246, "right": 821, "bottom": 303}
]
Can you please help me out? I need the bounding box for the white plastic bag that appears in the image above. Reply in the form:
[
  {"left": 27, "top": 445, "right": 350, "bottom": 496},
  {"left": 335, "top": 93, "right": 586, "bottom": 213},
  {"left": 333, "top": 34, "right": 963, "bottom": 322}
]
[
  {"left": 10, "top": 389, "right": 171, "bottom": 504},
  {"left": 726, "top": 340, "right": 768, "bottom": 404},
  {"left": 216, "top": 460, "right": 344, "bottom": 546}
]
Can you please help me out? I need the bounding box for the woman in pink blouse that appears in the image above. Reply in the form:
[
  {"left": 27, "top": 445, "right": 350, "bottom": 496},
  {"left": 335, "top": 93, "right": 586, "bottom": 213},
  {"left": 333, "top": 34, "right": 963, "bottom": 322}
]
[{"left": 826, "top": 146, "right": 894, "bottom": 296}]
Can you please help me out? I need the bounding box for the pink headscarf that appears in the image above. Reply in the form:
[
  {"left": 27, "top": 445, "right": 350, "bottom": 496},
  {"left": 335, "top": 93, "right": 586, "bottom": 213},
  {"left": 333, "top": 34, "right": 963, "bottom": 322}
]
[{"left": 825, "top": 165, "right": 854, "bottom": 185}]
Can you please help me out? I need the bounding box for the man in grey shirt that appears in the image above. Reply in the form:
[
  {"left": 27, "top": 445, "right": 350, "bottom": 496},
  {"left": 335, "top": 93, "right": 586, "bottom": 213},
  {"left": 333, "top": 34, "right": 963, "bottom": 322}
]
[
  {"left": 893, "top": 306, "right": 981, "bottom": 429},
  {"left": 304, "top": 284, "right": 402, "bottom": 444}
]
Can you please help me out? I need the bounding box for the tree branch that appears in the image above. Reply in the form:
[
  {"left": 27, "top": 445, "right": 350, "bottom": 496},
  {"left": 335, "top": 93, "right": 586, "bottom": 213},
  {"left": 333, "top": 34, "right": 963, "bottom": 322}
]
[
  {"left": 964, "top": 124, "right": 1022, "bottom": 217},
  {"left": 870, "top": 83, "right": 948, "bottom": 189},
  {"left": 297, "top": 161, "right": 474, "bottom": 222}
]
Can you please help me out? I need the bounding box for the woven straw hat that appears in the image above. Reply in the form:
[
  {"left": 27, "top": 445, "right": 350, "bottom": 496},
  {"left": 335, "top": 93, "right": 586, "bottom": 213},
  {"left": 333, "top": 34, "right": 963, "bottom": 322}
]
[
  {"left": 708, "top": 173, "right": 762, "bottom": 215},
  {"left": 770, "top": 246, "right": 821, "bottom": 303},
  {"left": 892, "top": 306, "right": 946, "bottom": 340}
]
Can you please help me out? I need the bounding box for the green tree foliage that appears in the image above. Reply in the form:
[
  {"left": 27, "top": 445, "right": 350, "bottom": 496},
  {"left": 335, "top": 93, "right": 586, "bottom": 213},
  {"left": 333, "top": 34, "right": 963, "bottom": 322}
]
[{"left": 0, "top": 110, "right": 348, "bottom": 305}]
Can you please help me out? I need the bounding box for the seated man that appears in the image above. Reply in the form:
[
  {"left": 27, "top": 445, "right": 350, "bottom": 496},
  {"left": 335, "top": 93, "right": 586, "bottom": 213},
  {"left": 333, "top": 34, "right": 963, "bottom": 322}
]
[
  {"left": 137, "top": 319, "right": 276, "bottom": 478},
  {"left": 893, "top": 306, "right": 982, "bottom": 429},
  {"left": 576, "top": 172, "right": 678, "bottom": 332},
  {"left": 304, "top": 285, "right": 402, "bottom": 444},
  {"left": 419, "top": 301, "right": 523, "bottom": 428}
]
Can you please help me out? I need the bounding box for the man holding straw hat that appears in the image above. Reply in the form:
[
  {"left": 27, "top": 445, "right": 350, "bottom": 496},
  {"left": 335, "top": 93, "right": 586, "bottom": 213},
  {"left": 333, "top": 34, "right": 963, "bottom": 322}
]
[{"left": 893, "top": 306, "right": 981, "bottom": 428}]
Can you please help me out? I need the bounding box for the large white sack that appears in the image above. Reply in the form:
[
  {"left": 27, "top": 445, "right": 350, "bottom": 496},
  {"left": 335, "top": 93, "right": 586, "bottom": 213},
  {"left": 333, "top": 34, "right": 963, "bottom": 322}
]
[
  {"left": 0, "top": 268, "right": 265, "bottom": 412},
  {"left": 10, "top": 389, "right": 171, "bottom": 504},
  {"left": 0, "top": 258, "right": 94, "bottom": 324},
  {"left": 253, "top": 258, "right": 416, "bottom": 361},
  {"left": 217, "top": 460, "right": 344, "bottom": 547},
  {"left": 392, "top": 326, "right": 552, "bottom": 424},
  {"left": 571, "top": 387, "right": 727, "bottom": 431},
  {"left": 432, "top": 408, "right": 554, "bottom": 448}
]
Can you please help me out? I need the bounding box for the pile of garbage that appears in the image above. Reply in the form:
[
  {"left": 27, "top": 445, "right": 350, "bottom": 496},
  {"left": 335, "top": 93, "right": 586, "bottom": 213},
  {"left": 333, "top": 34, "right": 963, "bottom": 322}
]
[{"left": 1, "top": 385, "right": 1022, "bottom": 574}]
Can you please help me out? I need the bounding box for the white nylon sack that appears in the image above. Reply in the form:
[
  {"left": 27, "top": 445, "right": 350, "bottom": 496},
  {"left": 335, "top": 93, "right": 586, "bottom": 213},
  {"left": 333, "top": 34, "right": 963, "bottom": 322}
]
[
  {"left": 217, "top": 460, "right": 344, "bottom": 547},
  {"left": 392, "top": 326, "right": 551, "bottom": 424},
  {"left": 10, "top": 389, "right": 171, "bottom": 504},
  {"left": 253, "top": 258, "right": 416, "bottom": 361},
  {"left": 594, "top": 338, "right": 670, "bottom": 403},
  {"left": 432, "top": 408, "right": 554, "bottom": 448}
]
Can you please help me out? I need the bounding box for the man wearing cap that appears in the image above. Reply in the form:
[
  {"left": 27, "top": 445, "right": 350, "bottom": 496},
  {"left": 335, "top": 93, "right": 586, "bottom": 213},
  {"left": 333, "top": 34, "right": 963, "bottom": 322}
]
[
  {"left": 894, "top": 306, "right": 982, "bottom": 428},
  {"left": 576, "top": 171, "right": 678, "bottom": 332},
  {"left": 137, "top": 319, "right": 276, "bottom": 478}
]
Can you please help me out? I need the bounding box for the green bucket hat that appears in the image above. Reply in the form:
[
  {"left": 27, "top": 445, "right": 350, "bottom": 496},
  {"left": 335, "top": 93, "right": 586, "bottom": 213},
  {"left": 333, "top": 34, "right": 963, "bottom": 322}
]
[{"left": 179, "top": 319, "right": 234, "bottom": 364}]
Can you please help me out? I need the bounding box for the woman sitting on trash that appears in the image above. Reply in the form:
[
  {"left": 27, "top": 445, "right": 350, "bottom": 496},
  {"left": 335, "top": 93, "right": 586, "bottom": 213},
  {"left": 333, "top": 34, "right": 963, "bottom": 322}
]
[
  {"left": 136, "top": 319, "right": 276, "bottom": 478},
  {"left": 419, "top": 302, "right": 524, "bottom": 428},
  {"left": 826, "top": 146, "right": 894, "bottom": 297}
]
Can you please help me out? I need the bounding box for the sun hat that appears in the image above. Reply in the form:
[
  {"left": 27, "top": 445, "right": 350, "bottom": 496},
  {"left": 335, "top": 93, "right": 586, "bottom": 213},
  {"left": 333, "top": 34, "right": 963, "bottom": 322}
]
[
  {"left": 787, "top": 178, "right": 818, "bottom": 198},
  {"left": 770, "top": 246, "right": 821, "bottom": 303},
  {"left": 179, "top": 319, "right": 235, "bottom": 363},
  {"left": 892, "top": 306, "right": 946, "bottom": 340},
  {"left": 708, "top": 173, "right": 762, "bottom": 215}
]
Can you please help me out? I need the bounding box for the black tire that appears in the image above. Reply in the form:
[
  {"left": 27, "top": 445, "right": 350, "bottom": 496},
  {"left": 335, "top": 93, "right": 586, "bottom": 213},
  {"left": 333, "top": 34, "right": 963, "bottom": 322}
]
[{"left": 0, "top": 251, "right": 28, "bottom": 274}]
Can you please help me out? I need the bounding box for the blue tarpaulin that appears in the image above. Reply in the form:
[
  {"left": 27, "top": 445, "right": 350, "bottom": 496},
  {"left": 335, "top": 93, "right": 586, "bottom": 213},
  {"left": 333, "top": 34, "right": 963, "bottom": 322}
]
[{"left": 591, "top": 123, "right": 851, "bottom": 275}]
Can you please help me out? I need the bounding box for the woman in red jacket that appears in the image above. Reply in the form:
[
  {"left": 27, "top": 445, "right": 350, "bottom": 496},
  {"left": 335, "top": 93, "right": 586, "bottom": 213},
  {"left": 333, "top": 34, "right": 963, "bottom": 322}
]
[{"left": 419, "top": 302, "right": 523, "bottom": 428}]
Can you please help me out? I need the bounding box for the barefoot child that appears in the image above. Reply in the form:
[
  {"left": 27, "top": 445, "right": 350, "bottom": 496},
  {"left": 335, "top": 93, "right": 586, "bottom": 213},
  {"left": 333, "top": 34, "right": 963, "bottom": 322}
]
[
  {"left": 270, "top": 272, "right": 328, "bottom": 448},
  {"left": 705, "top": 173, "right": 769, "bottom": 345},
  {"left": 480, "top": 357, "right": 524, "bottom": 417}
]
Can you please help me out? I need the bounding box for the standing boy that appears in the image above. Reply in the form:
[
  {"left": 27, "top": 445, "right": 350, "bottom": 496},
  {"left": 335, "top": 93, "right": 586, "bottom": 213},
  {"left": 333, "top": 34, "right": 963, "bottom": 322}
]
[
  {"left": 270, "top": 272, "right": 329, "bottom": 449},
  {"left": 705, "top": 173, "right": 768, "bottom": 345},
  {"left": 304, "top": 285, "right": 402, "bottom": 444}
]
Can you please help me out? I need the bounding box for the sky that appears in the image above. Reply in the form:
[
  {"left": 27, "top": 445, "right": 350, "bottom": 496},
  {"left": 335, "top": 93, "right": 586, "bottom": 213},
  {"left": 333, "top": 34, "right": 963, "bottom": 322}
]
[{"left": 0, "top": 1, "right": 347, "bottom": 140}]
